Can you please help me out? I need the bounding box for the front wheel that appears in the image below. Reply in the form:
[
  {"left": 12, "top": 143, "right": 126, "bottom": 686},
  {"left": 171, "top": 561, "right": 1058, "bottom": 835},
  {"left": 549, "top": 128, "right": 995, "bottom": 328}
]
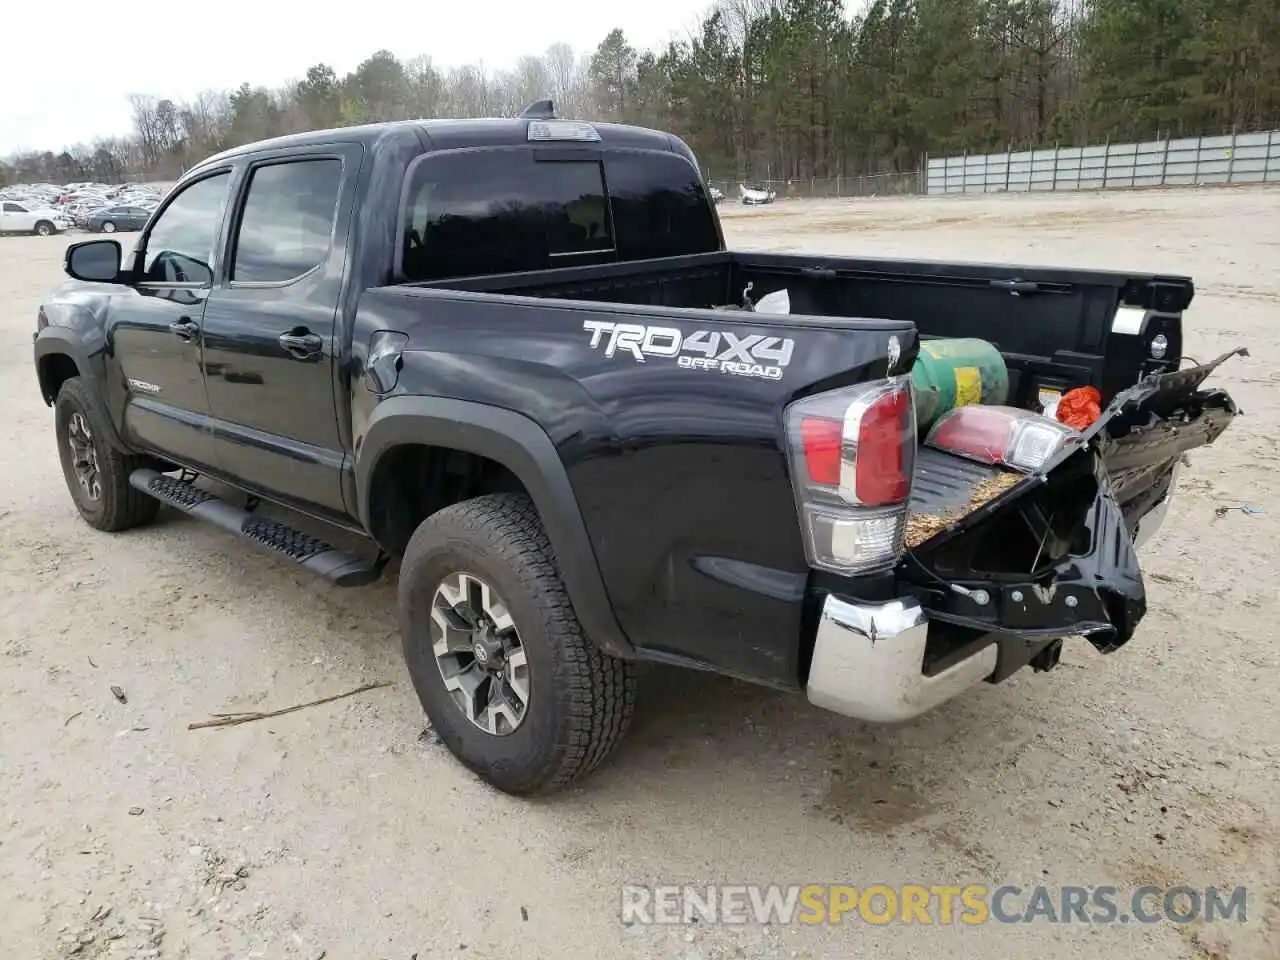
[
  {"left": 55, "top": 378, "right": 160, "bottom": 531},
  {"left": 101, "top": 221, "right": 116, "bottom": 234},
  {"left": 398, "top": 493, "right": 636, "bottom": 795},
  {"left": 34, "top": 220, "right": 55, "bottom": 237}
]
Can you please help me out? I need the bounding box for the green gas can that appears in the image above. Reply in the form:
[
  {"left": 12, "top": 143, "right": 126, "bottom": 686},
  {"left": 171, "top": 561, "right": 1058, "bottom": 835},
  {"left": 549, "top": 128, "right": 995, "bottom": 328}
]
[{"left": 911, "top": 338, "right": 1009, "bottom": 432}]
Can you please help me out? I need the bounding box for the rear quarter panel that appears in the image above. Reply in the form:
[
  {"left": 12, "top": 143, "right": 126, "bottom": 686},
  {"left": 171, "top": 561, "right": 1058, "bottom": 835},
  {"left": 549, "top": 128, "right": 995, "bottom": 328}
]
[{"left": 353, "top": 287, "right": 915, "bottom": 686}]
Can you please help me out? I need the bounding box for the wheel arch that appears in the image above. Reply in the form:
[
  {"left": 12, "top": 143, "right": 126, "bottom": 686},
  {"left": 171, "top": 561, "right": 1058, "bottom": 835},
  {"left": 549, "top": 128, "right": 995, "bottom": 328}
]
[
  {"left": 34, "top": 331, "right": 130, "bottom": 453},
  {"left": 357, "top": 395, "right": 634, "bottom": 658}
]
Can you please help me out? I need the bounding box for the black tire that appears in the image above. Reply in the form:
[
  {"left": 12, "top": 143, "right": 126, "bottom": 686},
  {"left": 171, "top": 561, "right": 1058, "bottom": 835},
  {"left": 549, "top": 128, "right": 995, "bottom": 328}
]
[
  {"left": 54, "top": 377, "right": 160, "bottom": 532},
  {"left": 34, "top": 220, "right": 55, "bottom": 237},
  {"left": 101, "top": 221, "right": 116, "bottom": 234},
  {"left": 398, "top": 493, "right": 636, "bottom": 795}
]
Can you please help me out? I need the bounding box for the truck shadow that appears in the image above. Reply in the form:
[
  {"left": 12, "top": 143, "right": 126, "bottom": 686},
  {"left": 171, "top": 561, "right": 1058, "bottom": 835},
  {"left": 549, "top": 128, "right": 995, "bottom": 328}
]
[
  {"left": 150, "top": 493, "right": 1046, "bottom": 849},
  {"left": 581, "top": 660, "right": 1043, "bottom": 845}
]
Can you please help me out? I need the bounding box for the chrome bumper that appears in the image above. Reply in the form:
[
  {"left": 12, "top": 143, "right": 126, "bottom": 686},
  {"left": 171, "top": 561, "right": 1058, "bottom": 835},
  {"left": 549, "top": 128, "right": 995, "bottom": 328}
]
[
  {"left": 806, "top": 596, "right": 997, "bottom": 723},
  {"left": 807, "top": 463, "right": 1182, "bottom": 723}
]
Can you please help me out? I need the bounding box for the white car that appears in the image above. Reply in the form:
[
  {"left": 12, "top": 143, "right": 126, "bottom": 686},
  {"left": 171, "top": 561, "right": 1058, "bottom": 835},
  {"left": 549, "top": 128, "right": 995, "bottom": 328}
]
[
  {"left": 739, "top": 183, "right": 776, "bottom": 205},
  {"left": 0, "top": 200, "right": 73, "bottom": 236}
]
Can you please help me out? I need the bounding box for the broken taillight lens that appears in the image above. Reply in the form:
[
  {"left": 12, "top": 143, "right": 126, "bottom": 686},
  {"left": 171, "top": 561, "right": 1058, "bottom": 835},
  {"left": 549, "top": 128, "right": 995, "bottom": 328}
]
[
  {"left": 786, "top": 377, "right": 916, "bottom": 575},
  {"left": 927, "top": 405, "right": 1081, "bottom": 472}
]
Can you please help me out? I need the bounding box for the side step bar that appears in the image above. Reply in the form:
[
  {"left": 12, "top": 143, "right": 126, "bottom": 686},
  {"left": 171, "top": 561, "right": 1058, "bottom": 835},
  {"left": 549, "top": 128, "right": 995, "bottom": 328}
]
[{"left": 128, "top": 469, "right": 380, "bottom": 587}]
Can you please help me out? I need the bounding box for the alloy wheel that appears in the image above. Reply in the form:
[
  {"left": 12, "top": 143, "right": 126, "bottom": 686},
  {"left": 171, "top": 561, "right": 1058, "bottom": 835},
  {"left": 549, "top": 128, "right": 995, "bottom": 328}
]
[
  {"left": 66, "top": 412, "right": 101, "bottom": 501},
  {"left": 430, "top": 571, "right": 530, "bottom": 736}
]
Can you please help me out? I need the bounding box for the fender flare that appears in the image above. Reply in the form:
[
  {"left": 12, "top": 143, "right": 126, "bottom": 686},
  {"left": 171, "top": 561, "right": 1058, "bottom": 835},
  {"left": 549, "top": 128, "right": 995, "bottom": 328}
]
[
  {"left": 33, "top": 329, "right": 130, "bottom": 453},
  {"left": 356, "top": 395, "right": 634, "bottom": 658}
]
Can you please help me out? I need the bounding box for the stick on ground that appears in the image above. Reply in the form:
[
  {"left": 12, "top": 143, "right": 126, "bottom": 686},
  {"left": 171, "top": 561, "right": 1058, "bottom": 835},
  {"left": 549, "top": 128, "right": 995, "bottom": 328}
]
[{"left": 189, "top": 682, "right": 391, "bottom": 730}]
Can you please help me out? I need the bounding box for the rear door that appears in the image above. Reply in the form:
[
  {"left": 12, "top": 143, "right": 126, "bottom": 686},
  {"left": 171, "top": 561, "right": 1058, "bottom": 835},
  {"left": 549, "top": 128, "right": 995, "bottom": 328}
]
[{"left": 199, "top": 144, "right": 360, "bottom": 518}]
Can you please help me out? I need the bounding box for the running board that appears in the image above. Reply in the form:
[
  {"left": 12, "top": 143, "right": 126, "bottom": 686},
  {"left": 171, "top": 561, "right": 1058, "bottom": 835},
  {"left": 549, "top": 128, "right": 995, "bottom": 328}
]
[{"left": 128, "top": 468, "right": 380, "bottom": 587}]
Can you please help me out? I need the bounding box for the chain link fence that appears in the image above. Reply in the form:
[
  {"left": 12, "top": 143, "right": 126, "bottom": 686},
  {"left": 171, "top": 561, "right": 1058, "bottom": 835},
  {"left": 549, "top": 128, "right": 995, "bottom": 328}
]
[{"left": 705, "top": 172, "right": 923, "bottom": 202}]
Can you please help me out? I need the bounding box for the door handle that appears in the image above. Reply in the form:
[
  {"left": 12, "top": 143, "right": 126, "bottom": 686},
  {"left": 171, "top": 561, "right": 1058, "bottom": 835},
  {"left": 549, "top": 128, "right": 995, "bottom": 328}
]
[
  {"left": 278, "top": 329, "right": 324, "bottom": 359},
  {"left": 169, "top": 317, "right": 198, "bottom": 341}
]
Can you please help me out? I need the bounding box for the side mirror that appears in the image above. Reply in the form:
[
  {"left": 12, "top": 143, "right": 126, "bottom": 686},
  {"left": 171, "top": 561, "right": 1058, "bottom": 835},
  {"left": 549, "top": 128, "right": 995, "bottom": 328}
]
[{"left": 65, "top": 239, "right": 124, "bottom": 283}]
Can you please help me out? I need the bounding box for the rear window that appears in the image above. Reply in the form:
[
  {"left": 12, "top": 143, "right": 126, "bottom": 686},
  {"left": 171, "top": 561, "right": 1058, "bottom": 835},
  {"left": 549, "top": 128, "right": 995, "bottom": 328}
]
[
  {"left": 400, "top": 147, "right": 718, "bottom": 282},
  {"left": 604, "top": 152, "right": 719, "bottom": 260},
  {"left": 402, "top": 150, "right": 612, "bottom": 281}
]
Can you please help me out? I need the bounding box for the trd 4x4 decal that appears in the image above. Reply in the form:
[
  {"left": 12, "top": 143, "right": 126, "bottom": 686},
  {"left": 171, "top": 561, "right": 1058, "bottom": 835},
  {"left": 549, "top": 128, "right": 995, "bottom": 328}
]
[{"left": 582, "top": 320, "right": 795, "bottom": 381}]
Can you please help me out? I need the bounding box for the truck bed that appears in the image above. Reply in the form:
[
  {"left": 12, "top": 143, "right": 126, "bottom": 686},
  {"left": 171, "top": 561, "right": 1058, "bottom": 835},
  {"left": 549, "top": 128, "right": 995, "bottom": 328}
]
[{"left": 417, "top": 249, "right": 1192, "bottom": 407}]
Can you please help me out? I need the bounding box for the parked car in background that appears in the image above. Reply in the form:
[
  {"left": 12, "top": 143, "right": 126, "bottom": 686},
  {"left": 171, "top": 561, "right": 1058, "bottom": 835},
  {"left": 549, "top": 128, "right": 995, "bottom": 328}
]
[
  {"left": 1, "top": 180, "right": 166, "bottom": 232},
  {"left": 68, "top": 200, "right": 109, "bottom": 229},
  {"left": 739, "top": 183, "right": 776, "bottom": 205},
  {"left": 0, "top": 200, "right": 73, "bottom": 235},
  {"left": 85, "top": 205, "right": 151, "bottom": 233}
]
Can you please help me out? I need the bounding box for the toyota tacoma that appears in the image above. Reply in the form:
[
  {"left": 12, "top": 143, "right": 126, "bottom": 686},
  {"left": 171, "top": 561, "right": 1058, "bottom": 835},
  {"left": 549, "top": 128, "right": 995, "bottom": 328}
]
[{"left": 33, "top": 102, "right": 1241, "bottom": 795}]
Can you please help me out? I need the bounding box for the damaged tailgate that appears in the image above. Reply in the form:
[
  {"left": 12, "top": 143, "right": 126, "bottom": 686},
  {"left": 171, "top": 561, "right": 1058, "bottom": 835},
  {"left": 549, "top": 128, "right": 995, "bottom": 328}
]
[{"left": 900, "top": 348, "right": 1244, "bottom": 652}]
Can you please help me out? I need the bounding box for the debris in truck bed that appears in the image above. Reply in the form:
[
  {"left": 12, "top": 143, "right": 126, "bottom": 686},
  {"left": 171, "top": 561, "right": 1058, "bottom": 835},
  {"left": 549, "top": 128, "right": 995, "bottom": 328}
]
[
  {"left": 905, "top": 511, "right": 956, "bottom": 548},
  {"left": 905, "top": 470, "right": 1022, "bottom": 548}
]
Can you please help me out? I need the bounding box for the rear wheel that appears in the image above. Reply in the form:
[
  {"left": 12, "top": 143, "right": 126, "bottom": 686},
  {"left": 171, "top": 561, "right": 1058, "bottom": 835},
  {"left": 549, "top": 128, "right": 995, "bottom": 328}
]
[
  {"left": 101, "top": 221, "right": 116, "bottom": 234},
  {"left": 398, "top": 493, "right": 636, "bottom": 795},
  {"left": 55, "top": 378, "right": 160, "bottom": 532},
  {"left": 34, "top": 220, "right": 55, "bottom": 237}
]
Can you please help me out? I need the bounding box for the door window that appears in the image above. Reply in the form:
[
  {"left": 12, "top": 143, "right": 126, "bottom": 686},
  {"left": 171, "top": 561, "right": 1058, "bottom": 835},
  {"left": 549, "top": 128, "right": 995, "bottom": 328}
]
[
  {"left": 141, "top": 171, "right": 232, "bottom": 285},
  {"left": 3, "top": 202, "right": 26, "bottom": 212},
  {"left": 230, "top": 158, "right": 343, "bottom": 283}
]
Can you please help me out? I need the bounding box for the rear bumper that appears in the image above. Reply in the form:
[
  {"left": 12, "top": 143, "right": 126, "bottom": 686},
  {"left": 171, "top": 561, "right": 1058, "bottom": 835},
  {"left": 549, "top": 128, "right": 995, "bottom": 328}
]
[
  {"left": 806, "top": 462, "right": 1183, "bottom": 724},
  {"left": 806, "top": 595, "right": 998, "bottom": 722}
]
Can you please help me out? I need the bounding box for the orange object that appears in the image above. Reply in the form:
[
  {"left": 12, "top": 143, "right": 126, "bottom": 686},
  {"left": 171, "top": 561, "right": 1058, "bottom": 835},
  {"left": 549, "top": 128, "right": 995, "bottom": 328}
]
[{"left": 1056, "top": 385, "right": 1102, "bottom": 431}]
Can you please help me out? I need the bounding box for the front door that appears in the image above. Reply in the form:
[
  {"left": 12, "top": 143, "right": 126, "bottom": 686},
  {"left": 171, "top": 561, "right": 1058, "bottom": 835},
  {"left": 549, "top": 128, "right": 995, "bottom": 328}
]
[
  {"left": 109, "top": 169, "right": 235, "bottom": 471},
  {"left": 199, "top": 147, "right": 359, "bottom": 518}
]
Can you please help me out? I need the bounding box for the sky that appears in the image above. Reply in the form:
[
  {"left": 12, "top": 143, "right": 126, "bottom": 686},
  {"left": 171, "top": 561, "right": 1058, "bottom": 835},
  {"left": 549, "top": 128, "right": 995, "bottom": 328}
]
[{"left": 0, "top": 0, "right": 715, "bottom": 155}]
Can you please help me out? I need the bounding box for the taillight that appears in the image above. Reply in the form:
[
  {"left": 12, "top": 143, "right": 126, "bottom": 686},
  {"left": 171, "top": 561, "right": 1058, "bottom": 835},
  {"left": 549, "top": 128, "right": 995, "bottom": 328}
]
[
  {"left": 785, "top": 377, "right": 916, "bottom": 575},
  {"left": 799, "top": 418, "right": 843, "bottom": 485},
  {"left": 927, "top": 405, "right": 1080, "bottom": 472},
  {"left": 850, "top": 387, "right": 912, "bottom": 505}
]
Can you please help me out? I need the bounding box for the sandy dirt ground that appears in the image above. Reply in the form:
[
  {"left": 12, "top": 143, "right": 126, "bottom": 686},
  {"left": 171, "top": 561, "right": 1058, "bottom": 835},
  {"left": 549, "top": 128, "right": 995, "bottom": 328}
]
[{"left": 2, "top": 187, "right": 1278, "bottom": 960}]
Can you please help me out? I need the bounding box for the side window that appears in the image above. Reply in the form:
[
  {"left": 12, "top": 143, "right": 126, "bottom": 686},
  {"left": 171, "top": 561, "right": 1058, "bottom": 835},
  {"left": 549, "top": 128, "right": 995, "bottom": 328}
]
[
  {"left": 231, "top": 159, "right": 343, "bottom": 283},
  {"left": 3, "top": 202, "right": 25, "bottom": 212},
  {"left": 603, "top": 152, "right": 719, "bottom": 260},
  {"left": 142, "top": 172, "right": 232, "bottom": 285},
  {"left": 402, "top": 151, "right": 613, "bottom": 282}
]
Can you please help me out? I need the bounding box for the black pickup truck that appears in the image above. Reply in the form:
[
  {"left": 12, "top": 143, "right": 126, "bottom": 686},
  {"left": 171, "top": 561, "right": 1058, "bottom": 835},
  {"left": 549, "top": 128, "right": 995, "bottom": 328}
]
[{"left": 34, "top": 104, "right": 1240, "bottom": 795}]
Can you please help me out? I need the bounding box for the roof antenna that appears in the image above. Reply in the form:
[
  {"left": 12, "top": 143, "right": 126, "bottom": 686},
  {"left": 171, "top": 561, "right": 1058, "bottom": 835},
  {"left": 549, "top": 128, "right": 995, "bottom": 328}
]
[{"left": 519, "top": 99, "right": 556, "bottom": 120}]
